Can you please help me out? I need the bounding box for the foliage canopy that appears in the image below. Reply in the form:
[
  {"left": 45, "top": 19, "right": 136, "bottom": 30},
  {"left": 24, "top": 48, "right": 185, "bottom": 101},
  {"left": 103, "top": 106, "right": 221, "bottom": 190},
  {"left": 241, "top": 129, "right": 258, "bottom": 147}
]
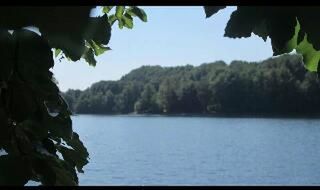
[{"left": 64, "top": 54, "right": 320, "bottom": 115}]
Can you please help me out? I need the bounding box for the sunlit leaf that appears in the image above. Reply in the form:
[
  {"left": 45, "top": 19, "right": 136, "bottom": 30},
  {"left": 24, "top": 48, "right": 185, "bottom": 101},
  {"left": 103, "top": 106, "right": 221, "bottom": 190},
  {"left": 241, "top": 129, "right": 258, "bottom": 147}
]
[
  {"left": 122, "top": 14, "right": 133, "bottom": 29},
  {"left": 55, "top": 49, "right": 62, "bottom": 57},
  {"left": 118, "top": 18, "right": 124, "bottom": 29},
  {"left": 285, "top": 20, "right": 320, "bottom": 72},
  {"left": 115, "top": 6, "right": 125, "bottom": 19},
  {"left": 108, "top": 15, "right": 117, "bottom": 26},
  {"left": 102, "top": 6, "right": 114, "bottom": 14},
  {"left": 296, "top": 36, "right": 320, "bottom": 72}
]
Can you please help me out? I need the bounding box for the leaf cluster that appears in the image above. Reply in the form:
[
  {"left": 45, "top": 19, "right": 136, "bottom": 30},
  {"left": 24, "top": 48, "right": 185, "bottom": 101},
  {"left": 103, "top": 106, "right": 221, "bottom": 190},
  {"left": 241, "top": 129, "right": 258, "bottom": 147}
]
[{"left": 204, "top": 6, "right": 320, "bottom": 73}]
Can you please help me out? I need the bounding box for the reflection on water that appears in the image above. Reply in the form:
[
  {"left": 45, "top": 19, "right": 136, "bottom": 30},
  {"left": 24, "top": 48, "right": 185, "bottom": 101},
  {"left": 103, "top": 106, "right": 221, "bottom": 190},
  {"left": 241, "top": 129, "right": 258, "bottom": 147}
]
[{"left": 27, "top": 115, "right": 320, "bottom": 185}]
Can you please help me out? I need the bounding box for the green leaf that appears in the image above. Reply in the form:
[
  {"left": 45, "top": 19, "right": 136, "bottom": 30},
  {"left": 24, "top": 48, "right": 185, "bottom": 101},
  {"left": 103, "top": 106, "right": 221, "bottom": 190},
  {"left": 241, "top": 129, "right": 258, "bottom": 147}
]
[
  {"left": 108, "top": 15, "right": 117, "bottom": 26},
  {"left": 127, "top": 7, "right": 147, "bottom": 22},
  {"left": 82, "top": 47, "right": 97, "bottom": 66},
  {"left": 115, "top": 6, "right": 125, "bottom": 19},
  {"left": 66, "top": 56, "right": 72, "bottom": 61},
  {"left": 203, "top": 6, "right": 226, "bottom": 18},
  {"left": 296, "top": 35, "right": 320, "bottom": 72},
  {"left": 284, "top": 19, "right": 300, "bottom": 52},
  {"left": 54, "top": 49, "right": 62, "bottom": 57},
  {"left": 122, "top": 14, "right": 133, "bottom": 29},
  {"left": 118, "top": 18, "right": 124, "bottom": 29},
  {"left": 89, "top": 40, "right": 111, "bottom": 56},
  {"left": 284, "top": 20, "right": 320, "bottom": 72},
  {"left": 102, "top": 6, "right": 114, "bottom": 14}
]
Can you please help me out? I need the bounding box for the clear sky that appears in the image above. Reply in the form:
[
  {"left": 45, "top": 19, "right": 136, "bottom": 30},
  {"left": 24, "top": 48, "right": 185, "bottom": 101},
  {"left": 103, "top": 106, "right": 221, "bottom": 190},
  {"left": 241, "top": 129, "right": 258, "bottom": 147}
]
[{"left": 52, "top": 6, "right": 273, "bottom": 92}]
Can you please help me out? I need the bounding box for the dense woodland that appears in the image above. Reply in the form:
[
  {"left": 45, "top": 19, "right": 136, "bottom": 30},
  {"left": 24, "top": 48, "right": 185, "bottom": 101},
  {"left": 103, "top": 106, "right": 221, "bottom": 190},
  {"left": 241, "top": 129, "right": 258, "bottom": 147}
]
[{"left": 62, "top": 54, "right": 320, "bottom": 115}]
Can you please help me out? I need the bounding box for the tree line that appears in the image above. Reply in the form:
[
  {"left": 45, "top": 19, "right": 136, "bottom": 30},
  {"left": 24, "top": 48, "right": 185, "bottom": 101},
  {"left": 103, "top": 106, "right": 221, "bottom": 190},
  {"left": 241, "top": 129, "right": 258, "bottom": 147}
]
[{"left": 62, "top": 54, "right": 320, "bottom": 115}]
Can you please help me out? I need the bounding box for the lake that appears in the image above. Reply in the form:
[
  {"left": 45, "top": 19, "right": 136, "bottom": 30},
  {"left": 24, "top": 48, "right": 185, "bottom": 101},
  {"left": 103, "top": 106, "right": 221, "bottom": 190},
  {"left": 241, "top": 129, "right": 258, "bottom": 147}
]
[{"left": 66, "top": 115, "right": 320, "bottom": 185}]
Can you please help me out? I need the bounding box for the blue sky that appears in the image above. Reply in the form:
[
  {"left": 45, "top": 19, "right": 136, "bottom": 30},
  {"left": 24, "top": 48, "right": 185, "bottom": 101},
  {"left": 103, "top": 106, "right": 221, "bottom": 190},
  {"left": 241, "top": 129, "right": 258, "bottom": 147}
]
[{"left": 52, "top": 6, "right": 273, "bottom": 92}]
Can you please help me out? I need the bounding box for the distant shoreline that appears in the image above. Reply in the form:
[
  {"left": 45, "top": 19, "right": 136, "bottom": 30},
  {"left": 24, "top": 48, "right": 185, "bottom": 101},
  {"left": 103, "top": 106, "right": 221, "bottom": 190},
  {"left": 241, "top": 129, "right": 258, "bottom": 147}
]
[{"left": 72, "top": 112, "right": 320, "bottom": 119}]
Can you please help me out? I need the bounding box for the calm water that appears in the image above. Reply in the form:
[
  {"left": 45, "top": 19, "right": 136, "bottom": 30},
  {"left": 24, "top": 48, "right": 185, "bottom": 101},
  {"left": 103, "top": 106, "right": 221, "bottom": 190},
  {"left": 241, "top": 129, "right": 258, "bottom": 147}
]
[{"left": 66, "top": 115, "right": 320, "bottom": 185}]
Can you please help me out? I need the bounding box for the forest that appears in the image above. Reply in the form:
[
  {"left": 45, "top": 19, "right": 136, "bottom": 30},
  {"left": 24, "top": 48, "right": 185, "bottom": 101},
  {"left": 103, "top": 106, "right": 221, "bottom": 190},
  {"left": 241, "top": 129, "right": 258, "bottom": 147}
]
[{"left": 62, "top": 54, "right": 320, "bottom": 115}]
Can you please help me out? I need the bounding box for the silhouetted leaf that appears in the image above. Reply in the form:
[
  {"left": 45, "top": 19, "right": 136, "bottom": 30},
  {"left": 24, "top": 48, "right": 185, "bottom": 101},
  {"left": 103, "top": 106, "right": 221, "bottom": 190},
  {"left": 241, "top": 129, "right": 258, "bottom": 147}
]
[
  {"left": 82, "top": 47, "right": 96, "bottom": 66},
  {"left": 31, "top": 156, "right": 56, "bottom": 185},
  {"left": 8, "top": 81, "right": 37, "bottom": 122},
  {"left": 19, "top": 120, "right": 48, "bottom": 142},
  {"left": 297, "top": 8, "right": 320, "bottom": 50},
  {"left": 0, "top": 109, "right": 9, "bottom": 148},
  {"left": 46, "top": 112, "right": 72, "bottom": 142},
  {"left": 203, "top": 6, "right": 226, "bottom": 18},
  {"left": 0, "top": 30, "right": 14, "bottom": 81},
  {"left": 0, "top": 155, "right": 32, "bottom": 185},
  {"left": 64, "top": 132, "right": 89, "bottom": 173},
  {"left": 36, "top": 7, "right": 93, "bottom": 61},
  {"left": 52, "top": 162, "right": 77, "bottom": 186},
  {"left": 252, "top": 20, "right": 268, "bottom": 41},
  {"left": 42, "top": 138, "right": 57, "bottom": 155},
  {"left": 84, "top": 15, "right": 111, "bottom": 45},
  {"left": 267, "top": 10, "right": 297, "bottom": 55},
  {"left": 33, "top": 148, "right": 78, "bottom": 185},
  {"left": 58, "top": 145, "right": 88, "bottom": 173},
  {"left": 224, "top": 7, "right": 265, "bottom": 38},
  {"left": 127, "top": 7, "right": 147, "bottom": 22}
]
